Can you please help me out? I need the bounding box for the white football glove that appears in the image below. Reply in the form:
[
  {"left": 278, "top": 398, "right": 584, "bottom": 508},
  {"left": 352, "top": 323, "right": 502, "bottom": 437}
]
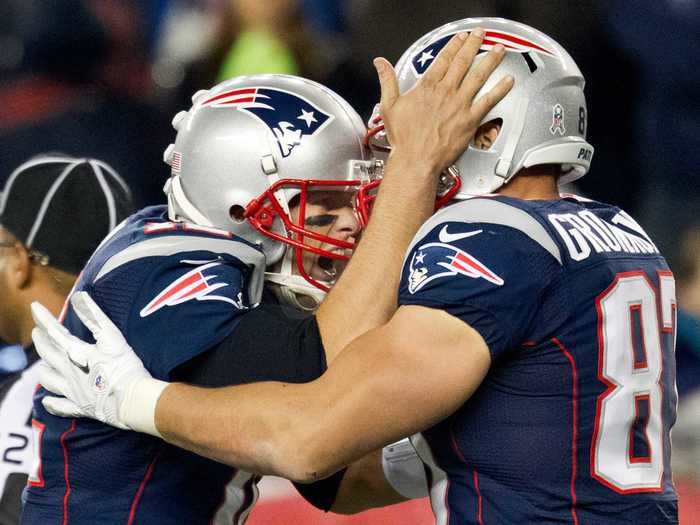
[{"left": 31, "top": 291, "right": 168, "bottom": 436}]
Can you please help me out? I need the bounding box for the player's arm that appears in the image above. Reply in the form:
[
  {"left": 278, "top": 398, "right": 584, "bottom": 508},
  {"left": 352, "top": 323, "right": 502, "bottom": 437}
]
[
  {"left": 33, "top": 294, "right": 488, "bottom": 480},
  {"left": 316, "top": 30, "right": 512, "bottom": 362},
  {"left": 152, "top": 304, "right": 489, "bottom": 481},
  {"left": 130, "top": 295, "right": 422, "bottom": 513}
]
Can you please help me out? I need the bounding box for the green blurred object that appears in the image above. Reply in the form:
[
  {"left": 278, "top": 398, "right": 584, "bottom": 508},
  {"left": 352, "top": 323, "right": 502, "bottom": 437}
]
[{"left": 218, "top": 30, "right": 299, "bottom": 80}]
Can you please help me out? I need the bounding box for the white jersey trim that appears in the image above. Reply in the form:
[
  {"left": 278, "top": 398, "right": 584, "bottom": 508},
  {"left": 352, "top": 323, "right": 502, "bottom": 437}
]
[
  {"left": 211, "top": 470, "right": 259, "bottom": 525},
  {"left": 93, "top": 235, "right": 266, "bottom": 305},
  {"left": 405, "top": 198, "right": 563, "bottom": 266}
]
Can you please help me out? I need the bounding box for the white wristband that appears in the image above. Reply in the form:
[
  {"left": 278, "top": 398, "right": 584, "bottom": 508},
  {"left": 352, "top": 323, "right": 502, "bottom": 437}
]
[
  {"left": 120, "top": 377, "right": 169, "bottom": 438},
  {"left": 382, "top": 437, "right": 429, "bottom": 499}
]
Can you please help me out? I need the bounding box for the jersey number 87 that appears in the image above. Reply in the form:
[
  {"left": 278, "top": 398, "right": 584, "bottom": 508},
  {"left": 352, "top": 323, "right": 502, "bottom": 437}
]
[{"left": 592, "top": 271, "right": 676, "bottom": 493}]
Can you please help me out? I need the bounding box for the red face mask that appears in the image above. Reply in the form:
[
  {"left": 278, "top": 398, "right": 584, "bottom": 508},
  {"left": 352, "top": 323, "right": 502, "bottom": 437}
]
[{"left": 245, "top": 178, "right": 366, "bottom": 292}]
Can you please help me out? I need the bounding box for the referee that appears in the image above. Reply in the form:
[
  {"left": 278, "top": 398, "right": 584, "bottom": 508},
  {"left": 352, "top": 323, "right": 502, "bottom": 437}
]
[{"left": 0, "top": 155, "right": 132, "bottom": 524}]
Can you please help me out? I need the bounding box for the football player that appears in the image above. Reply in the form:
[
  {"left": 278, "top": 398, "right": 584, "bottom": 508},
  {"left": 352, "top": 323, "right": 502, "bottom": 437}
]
[{"left": 25, "top": 30, "right": 513, "bottom": 524}]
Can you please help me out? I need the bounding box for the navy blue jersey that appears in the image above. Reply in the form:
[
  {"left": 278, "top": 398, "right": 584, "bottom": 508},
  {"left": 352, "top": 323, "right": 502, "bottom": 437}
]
[
  {"left": 22, "top": 206, "right": 269, "bottom": 524},
  {"left": 399, "top": 195, "right": 678, "bottom": 524}
]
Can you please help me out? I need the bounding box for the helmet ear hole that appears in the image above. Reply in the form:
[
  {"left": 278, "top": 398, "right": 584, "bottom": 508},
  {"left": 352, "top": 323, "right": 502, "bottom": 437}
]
[
  {"left": 473, "top": 118, "right": 503, "bottom": 151},
  {"left": 229, "top": 205, "right": 246, "bottom": 223}
]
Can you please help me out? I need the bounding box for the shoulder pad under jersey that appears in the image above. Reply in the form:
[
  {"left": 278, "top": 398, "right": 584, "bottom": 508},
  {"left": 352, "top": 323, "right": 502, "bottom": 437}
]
[
  {"left": 404, "top": 197, "right": 563, "bottom": 267},
  {"left": 94, "top": 225, "right": 266, "bottom": 305}
]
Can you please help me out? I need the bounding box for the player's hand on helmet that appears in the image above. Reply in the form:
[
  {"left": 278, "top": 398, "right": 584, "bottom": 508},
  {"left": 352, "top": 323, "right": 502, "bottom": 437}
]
[
  {"left": 32, "top": 292, "right": 166, "bottom": 435},
  {"left": 373, "top": 28, "right": 514, "bottom": 175}
]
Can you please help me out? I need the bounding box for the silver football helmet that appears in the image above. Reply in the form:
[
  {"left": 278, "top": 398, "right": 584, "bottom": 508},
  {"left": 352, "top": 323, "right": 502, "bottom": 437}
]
[
  {"left": 367, "top": 17, "right": 594, "bottom": 197},
  {"left": 163, "top": 74, "right": 376, "bottom": 301}
]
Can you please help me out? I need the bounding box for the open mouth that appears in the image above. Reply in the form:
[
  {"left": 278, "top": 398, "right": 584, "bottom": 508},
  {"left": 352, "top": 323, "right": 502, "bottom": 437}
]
[
  {"left": 317, "top": 255, "right": 337, "bottom": 280},
  {"left": 316, "top": 247, "right": 352, "bottom": 281}
]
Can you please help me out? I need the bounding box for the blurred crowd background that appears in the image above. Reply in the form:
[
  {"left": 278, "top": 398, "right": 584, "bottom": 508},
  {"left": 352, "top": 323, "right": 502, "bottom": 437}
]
[{"left": 1, "top": 0, "right": 698, "bottom": 522}]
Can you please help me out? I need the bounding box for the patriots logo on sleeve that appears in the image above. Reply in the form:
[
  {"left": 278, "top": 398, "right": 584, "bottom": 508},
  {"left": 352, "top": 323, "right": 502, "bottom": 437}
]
[
  {"left": 202, "top": 87, "right": 333, "bottom": 157},
  {"left": 411, "top": 30, "right": 554, "bottom": 76},
  {"left": 140, "top": 261, "right": 247, "bottom": 317},
  {"left": 407, "top": 230, "right": 504, "bottom": 294}
]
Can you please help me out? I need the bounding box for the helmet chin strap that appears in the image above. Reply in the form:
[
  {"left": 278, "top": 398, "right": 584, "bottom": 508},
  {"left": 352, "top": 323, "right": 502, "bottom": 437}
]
[
  {"left": 266, "top": 275, "right": 327, "bottom": 312},
  {"left": 265, "top": 248, "right": 327, "bottom": 312},
  {"left": 494, "top": 97, "right": 530, "bottom": 184}
]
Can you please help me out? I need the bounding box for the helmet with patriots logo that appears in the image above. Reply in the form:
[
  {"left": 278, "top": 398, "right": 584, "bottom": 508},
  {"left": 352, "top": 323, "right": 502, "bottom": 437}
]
[
  {"left": 163, "top": 74, "right": 377, "bottom": 302},
  {"left": 367, "top": 17, "right": 594, "bottom": 197}
]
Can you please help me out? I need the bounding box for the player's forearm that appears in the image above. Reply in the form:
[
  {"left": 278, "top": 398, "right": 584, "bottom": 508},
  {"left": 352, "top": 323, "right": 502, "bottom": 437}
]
[
  {"left": 154, "top": 380, "right": 324, "bottom": 479},
  {"left": 152, "top": 335, "right": 407, "bottom": 481},
  {"left": 317, "top": 151, "right": 439, "bottom": 363},
  {"left": 278, "top": 307, "right": 491, "bottom": 480},
  {"left": 153, "top": 364, "right": 376, "bottom": 482}
]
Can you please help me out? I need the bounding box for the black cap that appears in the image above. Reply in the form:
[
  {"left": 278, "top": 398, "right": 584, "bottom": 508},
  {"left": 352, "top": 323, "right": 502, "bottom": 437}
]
[{"left": 0, "top": 154, "right": 134, "bottom": 274}]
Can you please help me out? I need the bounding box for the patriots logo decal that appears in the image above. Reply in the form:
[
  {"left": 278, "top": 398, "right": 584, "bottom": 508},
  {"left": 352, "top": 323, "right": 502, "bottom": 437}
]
[
  {"left": 407, "top": 241, "right": 504, "bottom": 294},
  {"left": 140, "top": 261, "right": 246, "bottom": 317},
  {"left": 202, "top": 87, "right": 333, "bottom": 158},
  {"left": 411, "top": 30, "right": 554, "bottom": 76}
]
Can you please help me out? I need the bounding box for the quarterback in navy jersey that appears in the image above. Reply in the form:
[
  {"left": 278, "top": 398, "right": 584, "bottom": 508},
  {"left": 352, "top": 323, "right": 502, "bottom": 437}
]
[
  {"left": 23, "top": 75, "right": 378, "bottom": 525},
  {"left": 24, "top": 207, "right": 271, "bottom": 524},
  {"left": 26, "top": 33, "right": 514, "bottom": 524},
  {"left": 31, "top": 18, "right": 678, "bottom": 524}
]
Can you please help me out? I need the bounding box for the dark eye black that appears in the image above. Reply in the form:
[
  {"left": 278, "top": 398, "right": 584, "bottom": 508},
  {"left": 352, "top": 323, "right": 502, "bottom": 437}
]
[{"left": 305, "top": 214, "right": 336, "bottom": 227}]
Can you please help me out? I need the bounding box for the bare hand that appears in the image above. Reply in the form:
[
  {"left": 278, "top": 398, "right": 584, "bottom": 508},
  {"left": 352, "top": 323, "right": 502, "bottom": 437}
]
[{"left": 374, "top": 29, "right": 514, "bottom": 174}]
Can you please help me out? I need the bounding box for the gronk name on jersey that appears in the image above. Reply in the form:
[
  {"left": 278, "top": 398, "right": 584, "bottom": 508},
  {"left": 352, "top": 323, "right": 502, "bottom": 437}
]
[{"left": 549, "top": 209, "right": 659, "bottom": 262}]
